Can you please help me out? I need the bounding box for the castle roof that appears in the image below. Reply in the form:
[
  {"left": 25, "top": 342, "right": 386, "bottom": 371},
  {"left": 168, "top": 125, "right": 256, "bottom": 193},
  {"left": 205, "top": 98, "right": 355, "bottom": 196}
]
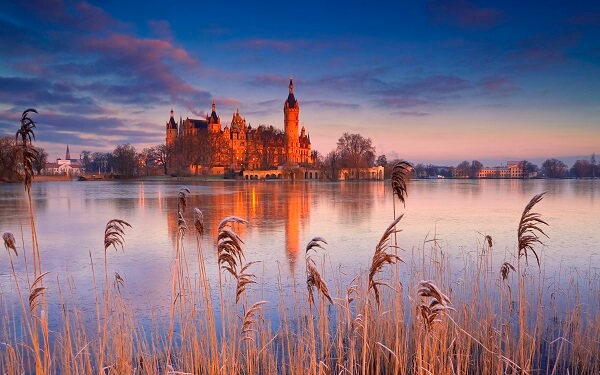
[
  {"left": 187, "top": 118, "right": 208, "bottom": 130},
  {"left": 167, "top": 116, "right": 178, "bottom": 129},
  {"left": 286, "top": 78, "right": 297, "bottom": 108}
]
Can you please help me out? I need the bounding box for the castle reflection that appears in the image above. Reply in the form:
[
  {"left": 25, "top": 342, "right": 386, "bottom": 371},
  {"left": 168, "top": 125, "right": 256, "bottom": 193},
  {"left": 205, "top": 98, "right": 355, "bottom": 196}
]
[{"left": 166, "top": 181, "right": 311, "bottom": 271}]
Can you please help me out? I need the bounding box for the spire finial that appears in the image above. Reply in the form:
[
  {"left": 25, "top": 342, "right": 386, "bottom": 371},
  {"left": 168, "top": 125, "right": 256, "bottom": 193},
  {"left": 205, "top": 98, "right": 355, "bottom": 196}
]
[{"left": 289, "top": 76, "right": 294, "bottom": 94}]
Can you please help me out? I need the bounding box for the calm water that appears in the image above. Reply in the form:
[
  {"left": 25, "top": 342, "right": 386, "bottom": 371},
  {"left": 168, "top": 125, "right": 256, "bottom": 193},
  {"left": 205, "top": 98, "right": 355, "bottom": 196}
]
[{"left": 0, "top": 179, "right": 598, "bottom": 324}]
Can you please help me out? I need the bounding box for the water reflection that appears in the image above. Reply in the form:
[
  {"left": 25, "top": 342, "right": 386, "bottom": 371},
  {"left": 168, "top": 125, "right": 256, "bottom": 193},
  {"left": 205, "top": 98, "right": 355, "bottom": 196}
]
[{"left": 0, "top": 179, "right": 598, "bottom": 330}]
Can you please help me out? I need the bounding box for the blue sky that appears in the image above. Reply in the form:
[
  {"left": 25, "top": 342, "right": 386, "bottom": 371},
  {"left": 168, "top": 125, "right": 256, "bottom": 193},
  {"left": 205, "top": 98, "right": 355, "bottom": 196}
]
[{"left": 0, "top": 0, "right": 599, "bottom": 166}]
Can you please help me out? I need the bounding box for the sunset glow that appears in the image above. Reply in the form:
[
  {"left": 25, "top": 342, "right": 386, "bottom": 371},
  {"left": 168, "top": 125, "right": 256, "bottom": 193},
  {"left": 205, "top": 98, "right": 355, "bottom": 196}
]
[{"left": 1, "top": 1, "right": 598, "bottom": 166}]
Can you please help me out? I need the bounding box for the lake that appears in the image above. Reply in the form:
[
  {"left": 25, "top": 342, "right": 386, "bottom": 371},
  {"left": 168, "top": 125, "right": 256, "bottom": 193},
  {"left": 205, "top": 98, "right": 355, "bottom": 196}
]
[{"left": 1, "top": 178, "right": 598, "bottom": 326}]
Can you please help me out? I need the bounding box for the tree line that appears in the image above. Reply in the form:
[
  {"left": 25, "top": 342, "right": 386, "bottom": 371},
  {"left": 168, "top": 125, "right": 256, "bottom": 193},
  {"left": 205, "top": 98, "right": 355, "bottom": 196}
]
[{"left": 0, "top": 130, "right": 597, "bottom": 181}]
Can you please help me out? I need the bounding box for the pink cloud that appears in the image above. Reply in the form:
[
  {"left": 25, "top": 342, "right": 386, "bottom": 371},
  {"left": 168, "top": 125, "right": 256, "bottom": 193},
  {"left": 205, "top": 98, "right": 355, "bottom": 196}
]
[
  {"left": 246, "top": 38, "right": 295, "bottom": 52},
  {"left": 479, "top": 76, "right": 520, "bottom": 96},
  {"left": 380, "top": 97, "right": 430, "bottom": 108},
  {"left": 250, "top": 74, "right": 290, "bottom": 87},
  {"left": 427, "top": 0, "right": 505, "bottom": 29},
  {"left": 83, "top": 34, "right": 197, "bottom": 67},
  {"left": 148, "top": 19, "right": 174, "bottom": 41},
  {"left": 214, "top": 97, "right": 241, "bottom": 108}
]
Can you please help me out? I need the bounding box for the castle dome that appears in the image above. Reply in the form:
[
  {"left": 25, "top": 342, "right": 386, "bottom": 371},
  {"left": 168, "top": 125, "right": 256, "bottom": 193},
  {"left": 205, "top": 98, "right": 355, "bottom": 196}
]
[{"left": 231, "top": 108, "right": 245, "bottom": 128}]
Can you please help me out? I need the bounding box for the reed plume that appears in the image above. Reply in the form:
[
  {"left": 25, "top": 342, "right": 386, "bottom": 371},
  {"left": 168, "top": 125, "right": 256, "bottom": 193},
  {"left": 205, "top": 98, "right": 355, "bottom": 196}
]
[
  {"left": 305, "top": 237, "right": 333, "bottom": 306},
  {"left": 217, "top": 216, "right": 248, "bottom": 278},
  {"left": 15, "top": 108, "right": 39, "bottom": 191},
  {"left": 114, "top": 271, "right": 125, "bottom": 292},
  {"left": 417, "top": 280, "right": 454, "bottom": 330},
  {"left": 193, "top": 208, "right": 204, "bottom": 237},
  {"left": 368, "top": 215, "right": 404, "bottom": 306},
  {"left": 500, "top": 262, "right": 515, "bottom": 281},
  {"left": 390, "top": 160, "right": 412, "bottom": 207},
  {"left": 3, "top": 232, "right": 18, "bottom": 257},
  {"left": 178, "top": 188, "right": 191, "bottom": 213},
  {"left": 104, "top": 219, "right": 132, "bottom": 252},
  {"left": 483, "top": 234, "right": 493, "bottom": 248},
  {"left": 236, "top": 261, "right": 259, "bottom": 303},
  {"left": 177, "top": 211, "right": 187, "bottom": 238},
  {"left": 517, "top": 192, "right": 548, "bottom": 266},
  {"left": 218, "top": 216, "right": 249, "bottom": 231},
  {"left": 241, "top": 301, "right": 268, "bottom": 342},
  {"left": 29, "top": 272, "right": 49, "bottom": 313}
]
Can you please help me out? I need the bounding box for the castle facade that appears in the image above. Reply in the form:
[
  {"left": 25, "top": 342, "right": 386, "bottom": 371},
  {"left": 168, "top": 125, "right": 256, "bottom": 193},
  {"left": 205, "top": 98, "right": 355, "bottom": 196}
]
[{"left": 166, "top": 79, "right": 311, "bottom": 173}]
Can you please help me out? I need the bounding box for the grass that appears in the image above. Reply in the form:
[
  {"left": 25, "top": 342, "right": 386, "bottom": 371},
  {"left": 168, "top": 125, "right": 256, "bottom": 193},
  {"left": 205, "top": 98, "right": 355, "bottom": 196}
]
[{"left": 2, "top": 127, "right": 600, "bottom": 373}]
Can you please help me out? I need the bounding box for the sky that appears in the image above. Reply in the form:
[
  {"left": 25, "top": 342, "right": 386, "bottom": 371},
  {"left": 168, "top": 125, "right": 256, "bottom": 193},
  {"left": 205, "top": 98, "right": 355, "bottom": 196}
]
[{"left": 0, "top": 0, "right": 599, "bottom": 167}]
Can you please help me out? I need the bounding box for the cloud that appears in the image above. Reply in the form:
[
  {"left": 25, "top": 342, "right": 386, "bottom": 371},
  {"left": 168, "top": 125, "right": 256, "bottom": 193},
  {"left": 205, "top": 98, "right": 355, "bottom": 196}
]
[
  {"left": 395, "top": 111, "right": 431, "bottom": 117},
  {"left": 478, "top": 76, "right": 521, "bottom": 96},
  {"left": 232, "top": 38, "right": 332, "bottom": 54},
  {"left": 148, "top": 19, "right": 174, "bottom": 41},
  {"left": 427, "top": 0, "right": 505, "bottom": 29},
  {"left": 378, "top": 97, "right": 431, "bottom": 109},
  {"left": 249, "top": 75, "right": 291, "bottom": 87},
  {"left": 303, "top": 100, "right": 361, "bottom": 110},
  {"left": 380, "top": 74, "right": 472, "bottom": 97}
]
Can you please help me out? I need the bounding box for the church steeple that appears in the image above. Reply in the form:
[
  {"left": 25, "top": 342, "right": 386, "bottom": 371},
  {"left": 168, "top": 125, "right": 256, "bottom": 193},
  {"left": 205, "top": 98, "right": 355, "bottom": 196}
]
[{"left": 66, "top": 145, "right": 71, "bottom": 160}]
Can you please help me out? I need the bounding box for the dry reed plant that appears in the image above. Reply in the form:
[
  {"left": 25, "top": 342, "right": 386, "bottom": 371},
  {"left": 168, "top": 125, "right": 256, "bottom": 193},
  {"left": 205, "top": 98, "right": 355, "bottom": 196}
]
[
  {"left": 178, "top": 188, "right": 191, "bottom": 213},
  {"left": 28, "top": 272, "right": 48, "bottom": 313},
  {"left": 240, "top": 300, "right": 268, "bottom": 343},
  {"left": 3, "top": 232, "right": 18, "bottom": 257},
  {"left": 368, "top": 215, "right": 404, "bottom": 306},
  {"left": 16, "top": 108, "right": 38, "bottom": 192},
  {"left": 236, "top": 261, "right": 259, "bottom": 303},
  {"left": 516, "top": 192, "right": 548, "bottom": 373},
  {"left": 104, "top": 219, "right": 132, "bottom": 252},
  {"left": 416, "top": 280, "right": 454, "bottom": 330},
  {"left": 500, "top": 261, "right": 516, "bottom": 281},
  {"left": 305, "top": 237, "right": 333, "bottom": 306},
  {"left": 193, "top": 208, "right": 204, "bottom": 237},
  {"left": 517, "top": 192, "right": 548, "bottom": 266},
  {"left": 390, "top": 160, "right": 412, "bottom": 207}
]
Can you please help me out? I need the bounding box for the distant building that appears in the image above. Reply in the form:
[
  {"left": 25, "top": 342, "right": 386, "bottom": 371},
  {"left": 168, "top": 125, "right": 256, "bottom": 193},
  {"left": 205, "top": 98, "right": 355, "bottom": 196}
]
[
  {"left": 477, "top": 161, "right": 523, "bottom": 179},
  {"left": 166, "top": 79, "right": 312, "bottom": 174},
  {"left": 44, "top": 145, "right": 85, "bottom": 175}
]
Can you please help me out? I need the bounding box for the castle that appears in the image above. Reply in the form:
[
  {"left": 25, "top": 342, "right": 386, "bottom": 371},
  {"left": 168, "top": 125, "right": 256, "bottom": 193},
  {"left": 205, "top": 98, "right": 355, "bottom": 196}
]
[{"left": 166, "top": 79, "right": 312, "bottom": 174}]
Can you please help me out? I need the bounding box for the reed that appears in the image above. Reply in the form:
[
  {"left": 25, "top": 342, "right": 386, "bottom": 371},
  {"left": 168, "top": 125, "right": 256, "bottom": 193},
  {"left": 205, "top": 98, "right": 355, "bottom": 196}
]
[{"left": 4, "top": 126, "right": 600, "bottom": 373}]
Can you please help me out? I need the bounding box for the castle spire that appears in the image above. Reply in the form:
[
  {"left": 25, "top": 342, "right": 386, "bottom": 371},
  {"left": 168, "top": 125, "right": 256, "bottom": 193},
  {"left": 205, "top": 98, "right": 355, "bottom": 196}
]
[
  {"left": 289, "top": 77, "right": 294, "bottom": 94},
  {"left": 66, "top": 144, "right": 71, "bottom": 160}
]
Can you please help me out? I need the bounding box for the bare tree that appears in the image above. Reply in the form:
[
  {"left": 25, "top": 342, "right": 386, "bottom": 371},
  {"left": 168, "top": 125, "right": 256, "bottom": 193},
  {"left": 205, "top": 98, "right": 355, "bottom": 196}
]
[
  {"left": 0, "top": 136, "right": 20, "bottom": 181},
  {"left": 32, "top": 147, "right": 48, "bottom": 174},
  {"left": 113, "top": 143, "right": 137, "bottom": 177},
  {"left": 592, "top": 153, "right": 597, "bottom": 178},
  {"left": 519, "top": 160, "right": 538, "bottom": 178},
  {"left": 322, "top": 150, "right": 341, "bottom": 181},
  {"left": 542, "top": 158, "right": 567, "bottom": 178},
  {"left": 470, "top": 160, "right": 483, "bottom": 178},
  {"left": 571, "top": 160, "right": 591, "bottom": 178},
  {"left": 454, "top": 160, "right": 470, "bottom": 178},
  {"left": 336, "top": 132, "right": 375, "bottom": 179}
]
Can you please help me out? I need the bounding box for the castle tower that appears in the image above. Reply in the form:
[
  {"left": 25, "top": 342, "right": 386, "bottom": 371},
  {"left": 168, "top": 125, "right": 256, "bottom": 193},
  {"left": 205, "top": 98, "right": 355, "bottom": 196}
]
[
  {"left": 166, "top": 108, "right": 178, "bottom": 146},
  {"left": 65, "top": 145, "right": 71, "bottom": 160},
  {"left": 207, "top": 100, "right": 221, "bottom": 133},
  {"left": 284, "top": 78, "right": 300, "bottom": 164}
]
